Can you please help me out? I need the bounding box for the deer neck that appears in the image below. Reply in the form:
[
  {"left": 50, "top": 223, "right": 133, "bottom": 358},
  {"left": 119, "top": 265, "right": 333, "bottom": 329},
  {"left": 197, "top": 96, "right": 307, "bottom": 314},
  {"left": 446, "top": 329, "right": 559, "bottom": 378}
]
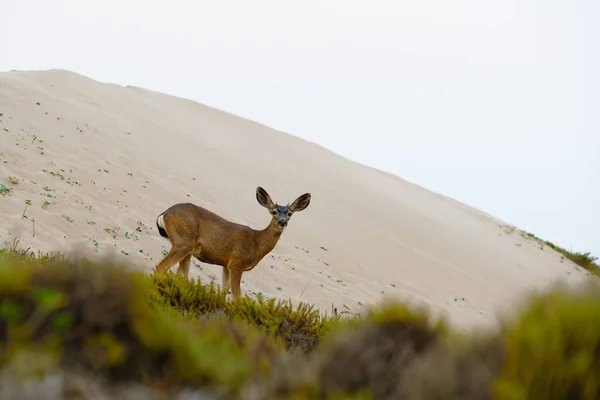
[{"left": 254, "top": 219, "right": 284, "bottom": 257}]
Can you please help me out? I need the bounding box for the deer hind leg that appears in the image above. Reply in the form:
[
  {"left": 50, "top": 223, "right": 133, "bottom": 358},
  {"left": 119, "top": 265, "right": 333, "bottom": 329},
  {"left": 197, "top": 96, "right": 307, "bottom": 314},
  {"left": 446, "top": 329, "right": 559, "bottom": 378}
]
[
  {"left": 221, "top": 266, "right": 231, "bottom": 295},
  {"left": 155, "top": 245, "right": 194, "bottom": 275},
  {"left": 177, "top": 254, "right": 192, "bottom": 280}
]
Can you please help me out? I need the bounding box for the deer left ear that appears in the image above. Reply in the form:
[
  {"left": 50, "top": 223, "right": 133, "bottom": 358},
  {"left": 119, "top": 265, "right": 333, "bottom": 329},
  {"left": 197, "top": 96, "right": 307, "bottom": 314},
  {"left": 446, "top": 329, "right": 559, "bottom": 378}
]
[
  {"left": 256, "top": 186, "right": 275, "bottom": 209},
  {"left": 290, "top": 193, "right": 311, "bottom": 212}
]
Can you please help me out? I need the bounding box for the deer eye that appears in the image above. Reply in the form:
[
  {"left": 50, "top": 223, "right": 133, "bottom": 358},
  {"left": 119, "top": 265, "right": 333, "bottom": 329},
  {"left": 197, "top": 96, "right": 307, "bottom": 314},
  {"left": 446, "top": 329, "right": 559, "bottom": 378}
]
[
  {"left": 271, "top": 211, "right": 277, "bottom": 215},
  {"left": 287, "top": 213, "right": 292, "bottom": 217}
]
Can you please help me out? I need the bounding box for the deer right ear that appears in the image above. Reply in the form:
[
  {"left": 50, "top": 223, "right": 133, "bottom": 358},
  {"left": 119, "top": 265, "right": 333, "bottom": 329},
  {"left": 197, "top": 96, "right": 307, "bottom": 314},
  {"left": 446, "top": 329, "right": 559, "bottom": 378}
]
[
  {"left": 290, "top": 192, "right": 311, "bottom": 212},
  {"left": 256, "top": 186, "right": 274, "bottom": 208}
]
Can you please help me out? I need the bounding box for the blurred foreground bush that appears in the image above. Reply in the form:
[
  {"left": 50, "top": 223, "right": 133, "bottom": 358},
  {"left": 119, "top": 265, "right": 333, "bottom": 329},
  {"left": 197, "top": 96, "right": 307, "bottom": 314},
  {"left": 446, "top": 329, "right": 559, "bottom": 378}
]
[{"left": 0, "top": 247, "right": 599, "bottom": 399}]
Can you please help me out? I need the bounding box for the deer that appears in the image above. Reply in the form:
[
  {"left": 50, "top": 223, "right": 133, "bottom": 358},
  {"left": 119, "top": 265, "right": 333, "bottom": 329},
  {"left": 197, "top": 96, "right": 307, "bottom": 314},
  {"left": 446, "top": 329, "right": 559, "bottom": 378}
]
[{"left": 154, "top": 186, "right": 311, "bottom": 299}]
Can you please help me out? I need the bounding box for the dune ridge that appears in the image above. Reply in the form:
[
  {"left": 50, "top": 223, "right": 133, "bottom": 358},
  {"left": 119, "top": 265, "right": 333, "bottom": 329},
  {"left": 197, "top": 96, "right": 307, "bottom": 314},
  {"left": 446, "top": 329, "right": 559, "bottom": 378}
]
[{"left": 0, "top": 68, "right": 589, "bottom": 331}]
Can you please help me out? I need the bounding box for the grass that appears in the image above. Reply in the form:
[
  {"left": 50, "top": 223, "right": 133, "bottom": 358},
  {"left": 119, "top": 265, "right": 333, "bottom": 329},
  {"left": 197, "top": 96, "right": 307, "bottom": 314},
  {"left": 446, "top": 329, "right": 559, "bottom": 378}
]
[
  {"left": 148, "top": 272, "right": 332, "bottom": 353},
  {"left": 0, "top": 245, "right": 599, "bottom": 399}
]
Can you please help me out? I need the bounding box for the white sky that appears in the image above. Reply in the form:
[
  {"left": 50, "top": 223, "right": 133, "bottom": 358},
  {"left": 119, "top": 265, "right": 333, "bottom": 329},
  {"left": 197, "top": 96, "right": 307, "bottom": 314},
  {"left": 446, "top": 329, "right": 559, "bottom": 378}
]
[{"left": 2, "top": 0, "right": 599, "bottom": 258}]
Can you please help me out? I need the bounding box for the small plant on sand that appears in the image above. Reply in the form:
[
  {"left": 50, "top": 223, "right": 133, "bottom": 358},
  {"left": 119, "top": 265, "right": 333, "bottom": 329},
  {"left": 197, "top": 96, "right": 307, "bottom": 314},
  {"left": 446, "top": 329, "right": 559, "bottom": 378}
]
[{"left": 0, "top": 184, "right": 11, "bottom": 195}]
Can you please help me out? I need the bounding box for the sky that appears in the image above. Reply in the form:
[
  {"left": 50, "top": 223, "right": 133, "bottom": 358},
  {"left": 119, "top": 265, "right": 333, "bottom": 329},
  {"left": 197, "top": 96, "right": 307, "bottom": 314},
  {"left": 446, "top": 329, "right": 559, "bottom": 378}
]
[{"left": 2, "top": 0, "right": 599, "bottom": 258}]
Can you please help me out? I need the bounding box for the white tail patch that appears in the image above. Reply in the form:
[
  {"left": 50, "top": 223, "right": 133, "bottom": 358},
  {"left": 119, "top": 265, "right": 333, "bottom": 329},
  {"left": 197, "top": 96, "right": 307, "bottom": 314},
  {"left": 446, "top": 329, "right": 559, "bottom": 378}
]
[{"left": 157, "top": 214, "right": 165, "bottom": 230}]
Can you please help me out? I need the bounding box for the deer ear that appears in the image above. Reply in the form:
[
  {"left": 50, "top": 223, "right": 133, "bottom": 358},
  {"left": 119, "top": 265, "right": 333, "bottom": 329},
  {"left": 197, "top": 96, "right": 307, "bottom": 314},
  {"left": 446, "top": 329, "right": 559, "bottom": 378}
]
[
  {"left": 256, "top": 186, "right": 274, "bottom": 208},
  {"left": 290, "top": 193, "right": 311, "bottom": 212}
]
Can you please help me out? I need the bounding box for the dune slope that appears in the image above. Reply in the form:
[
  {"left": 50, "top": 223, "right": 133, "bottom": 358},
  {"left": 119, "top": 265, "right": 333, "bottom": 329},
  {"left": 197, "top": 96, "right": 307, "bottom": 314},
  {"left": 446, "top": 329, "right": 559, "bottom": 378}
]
[{"left": 0, "top": 69, "right": 589, "bottom": 330}]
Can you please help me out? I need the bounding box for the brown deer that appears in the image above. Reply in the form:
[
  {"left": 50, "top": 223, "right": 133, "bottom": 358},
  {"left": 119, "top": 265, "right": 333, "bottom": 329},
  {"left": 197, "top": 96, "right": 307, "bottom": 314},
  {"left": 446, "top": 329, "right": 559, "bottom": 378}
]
[{"left": 154, "top": 186, "right": 311, "bottom": 299}]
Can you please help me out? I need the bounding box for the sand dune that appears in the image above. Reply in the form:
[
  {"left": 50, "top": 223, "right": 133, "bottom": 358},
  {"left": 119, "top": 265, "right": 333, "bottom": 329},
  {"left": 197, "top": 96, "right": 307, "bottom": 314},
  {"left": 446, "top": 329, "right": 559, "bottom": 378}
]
[{"left": 0, "top": 69, "right": 589, "bottom": 330}]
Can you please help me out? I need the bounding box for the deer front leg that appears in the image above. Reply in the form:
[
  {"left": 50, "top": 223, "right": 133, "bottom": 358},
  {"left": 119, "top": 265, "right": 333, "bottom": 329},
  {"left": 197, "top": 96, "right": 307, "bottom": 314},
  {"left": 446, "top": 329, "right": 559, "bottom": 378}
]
[
  {"left": 221, "top": 266, "right": 231, "bottom": 295},
  {"left": 229, "top": 268, "right": 243, "bottom": 299}
]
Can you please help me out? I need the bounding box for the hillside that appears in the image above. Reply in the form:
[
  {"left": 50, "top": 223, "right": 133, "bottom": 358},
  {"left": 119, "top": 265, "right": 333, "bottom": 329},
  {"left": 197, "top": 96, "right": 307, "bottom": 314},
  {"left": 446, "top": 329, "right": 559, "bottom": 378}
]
[{"left": 0, "top": 69, "right": 590, "bottom": 330}]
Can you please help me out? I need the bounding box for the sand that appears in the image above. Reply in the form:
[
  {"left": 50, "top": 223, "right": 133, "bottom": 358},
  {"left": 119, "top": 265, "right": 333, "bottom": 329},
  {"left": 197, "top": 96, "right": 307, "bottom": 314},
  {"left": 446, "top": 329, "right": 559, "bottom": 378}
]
[{"left": 0, "top": 69, "right": 590, "bottom": 331}]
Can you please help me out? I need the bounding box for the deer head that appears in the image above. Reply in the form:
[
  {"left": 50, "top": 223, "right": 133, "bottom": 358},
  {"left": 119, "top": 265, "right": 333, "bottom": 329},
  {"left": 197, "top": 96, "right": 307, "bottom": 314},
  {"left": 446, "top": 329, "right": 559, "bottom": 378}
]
[{"left": 256, "top": 186, "right": 311, "bottom": 229}]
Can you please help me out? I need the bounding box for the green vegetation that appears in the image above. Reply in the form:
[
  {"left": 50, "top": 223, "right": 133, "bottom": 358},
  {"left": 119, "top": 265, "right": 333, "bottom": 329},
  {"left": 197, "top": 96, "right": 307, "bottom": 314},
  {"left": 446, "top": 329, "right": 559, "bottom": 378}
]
[
  {"left": 0, "top": 245, "right": 599, "bottom": 399},
  {"left": 544, "top": 243, "right": 598, "bottom": 273},
  {"left": 524, "top": 231, "right": 599, "bottom": 276},
  {"left": 495, "top": 287, "right": 600, "bottom": 399}
]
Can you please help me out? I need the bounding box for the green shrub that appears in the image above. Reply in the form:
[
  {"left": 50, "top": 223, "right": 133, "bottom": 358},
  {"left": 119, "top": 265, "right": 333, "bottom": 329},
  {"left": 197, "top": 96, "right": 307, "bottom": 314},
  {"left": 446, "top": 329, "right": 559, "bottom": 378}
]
[
  {"left": 255, "top": 301, "right": 451, "bottom": 399},
  {"left": 0, "top": 255, "right": 281, "bottom": 397},
  {"left": 1, "top": 246, "right": 599, "bottom": 399},
  {"left": 494, "top": 283, "right": 600, "bottom": 400}
]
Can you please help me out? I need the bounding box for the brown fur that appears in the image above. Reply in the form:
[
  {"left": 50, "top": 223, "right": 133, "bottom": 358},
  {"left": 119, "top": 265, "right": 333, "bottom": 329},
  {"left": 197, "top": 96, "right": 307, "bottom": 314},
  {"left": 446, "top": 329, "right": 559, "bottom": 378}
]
[{"left": 154, "top": 186, "right": 311, "bottom": 298}]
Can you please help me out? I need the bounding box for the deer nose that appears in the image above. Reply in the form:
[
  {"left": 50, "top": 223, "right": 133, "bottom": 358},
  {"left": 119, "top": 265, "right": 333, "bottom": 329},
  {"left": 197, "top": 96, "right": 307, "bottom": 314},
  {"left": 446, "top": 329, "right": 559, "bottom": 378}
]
[{"left": 278, "top": 219, "right": 287, "bottom": 227}]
